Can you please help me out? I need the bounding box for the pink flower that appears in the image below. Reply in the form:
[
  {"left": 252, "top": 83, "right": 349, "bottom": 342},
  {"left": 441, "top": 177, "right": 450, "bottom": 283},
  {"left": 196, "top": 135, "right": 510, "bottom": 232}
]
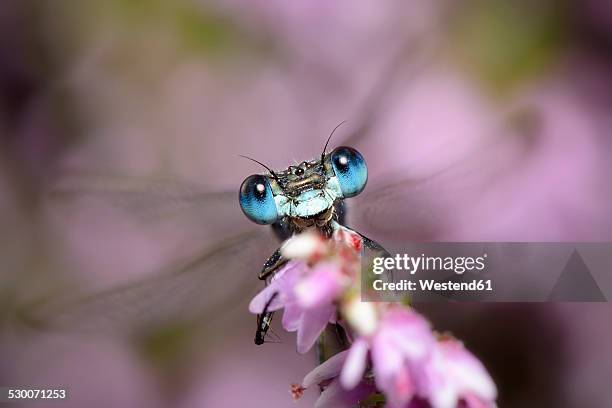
[
  {"left": 340, "top": 307, "right": 436, "bottom": 408},
  {"left": 249, "top": 230, "right": 361, "bottom": 353},
  {"left": 248, "top": 260, "right": 343, "bottom": 353},
  {"left": 296, "top": 350, "right": 377, "bottom": 408},
  {"left": 422, "top": 339, "right": 497, "bottom": 408},
  {"left": 251, "top": 230, "right": 497, "bottom": 408},
  {"left": 294, "top": 261, "right": 351, "bottom": 309}
]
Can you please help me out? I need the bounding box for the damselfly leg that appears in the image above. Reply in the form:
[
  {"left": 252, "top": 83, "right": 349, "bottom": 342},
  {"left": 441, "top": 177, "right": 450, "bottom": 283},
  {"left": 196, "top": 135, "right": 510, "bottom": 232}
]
[{"left": 254, "top": 292, "right": 280, "bottom": 345}]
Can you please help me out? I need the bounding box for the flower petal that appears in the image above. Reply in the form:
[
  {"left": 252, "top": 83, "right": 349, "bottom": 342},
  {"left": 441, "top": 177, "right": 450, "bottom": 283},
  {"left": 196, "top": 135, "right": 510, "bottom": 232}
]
[
  {"left": 281, "top": 303, "right": 301, "bottom": 332},
  {"left": 463, "top": 393, "right": 493, "bottom": 408},
  {"left": 248, "top": 261, "right": 305, "bottom": 314},
  {"left": 281, "top": 232, "right": 324, "bottom": 259},
  {"left": 314, "top": 379, "right": 376, "bottom": 408},
  {"left": 248, "top": 283, "right": 283, "bottom": 314},
  {"left": 272, "top": 261, "right": 306, "bottom": 293},
  {"left": 371, "top": 330, "right": 404, "bottom": 379},
  {"left": 340, "top": 338, "right": 369, "bottom": 389},
  {"left": 422, "top": 340, "right": 497, "bottom": 408},
  {"left": 382, "top": 308, "right": 434, "bottom": 361},
  {"left": 294, "top": 263, "right": 344, "bottom": 309},
  {"left": 379, "top": 364, "right": 416, "bottom": 408},
  {"left": 343, "top": 298, "right": 378, "bottom": 337},
  {"left": 428, "top": 384, "right": 458, "bottom": 408},
  {"left": 296, "top": 304, "right": 335, "bottom": 353},
  {"left": 302, "top": 350, "right": 348, "bottom": 388},
  {"left": 440, "top": 341, "right": 497, "bottom": 402}
]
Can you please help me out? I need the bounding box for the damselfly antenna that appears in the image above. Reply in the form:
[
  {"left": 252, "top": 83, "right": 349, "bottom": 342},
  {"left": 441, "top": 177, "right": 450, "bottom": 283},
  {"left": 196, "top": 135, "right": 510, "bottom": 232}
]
[
  {"left": 239, "top": 155, "right": 280, "bottom": 181},
  {"left": 321, "top": 121, "right": 347, "bottom": 164}
]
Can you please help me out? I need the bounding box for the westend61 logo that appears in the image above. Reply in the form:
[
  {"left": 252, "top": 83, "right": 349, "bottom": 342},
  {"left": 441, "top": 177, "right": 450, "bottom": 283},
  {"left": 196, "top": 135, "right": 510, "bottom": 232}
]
[{"left": 372, "top": 253, "right": 488, "bottom": 276}]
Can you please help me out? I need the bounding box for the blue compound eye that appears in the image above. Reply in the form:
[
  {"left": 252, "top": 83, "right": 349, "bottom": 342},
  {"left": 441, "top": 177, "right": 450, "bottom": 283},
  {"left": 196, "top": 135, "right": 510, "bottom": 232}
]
[
  {"left": 239, "top": 175, "right": 278, "bottom": 224},
  {"left": 331, "top": 146, "right": 367, "bottom": 197}
]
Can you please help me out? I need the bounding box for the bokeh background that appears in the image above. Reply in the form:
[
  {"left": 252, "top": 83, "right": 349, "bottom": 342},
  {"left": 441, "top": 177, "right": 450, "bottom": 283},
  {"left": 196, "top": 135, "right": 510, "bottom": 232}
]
[{"left": 1, "top": 1, "right": 612, "bottom": 407}]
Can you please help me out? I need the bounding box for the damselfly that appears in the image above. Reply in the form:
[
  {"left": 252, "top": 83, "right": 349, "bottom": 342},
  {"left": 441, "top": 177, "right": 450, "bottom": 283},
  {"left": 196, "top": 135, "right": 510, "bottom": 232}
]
[
  {"left": 12, "top": 35, "right": 532, "bottom": 338},
  {"left": 239, "top": 126, "right": 390, "bottom": 344},
  {"left": 8, "top": 22, "right": 541, "bottom": 340},
  {"left": 18, "top": 120, "right": 528, "bottom": 339}
]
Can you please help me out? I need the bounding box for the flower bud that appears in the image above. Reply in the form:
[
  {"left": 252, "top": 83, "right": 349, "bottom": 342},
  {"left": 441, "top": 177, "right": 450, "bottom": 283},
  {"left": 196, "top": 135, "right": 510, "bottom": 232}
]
[
  {"left": 343, "top": 297, "right": 378, "bottom": 337},
  {"left": 281, "top": 231, "right": 323, "bottom": 259}
]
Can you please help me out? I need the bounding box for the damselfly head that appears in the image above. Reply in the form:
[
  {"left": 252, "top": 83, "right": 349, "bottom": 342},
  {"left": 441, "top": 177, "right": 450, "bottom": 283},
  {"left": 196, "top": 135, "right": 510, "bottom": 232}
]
[{"left": 239, "top": 145, "right": 367, "bottom": 226}]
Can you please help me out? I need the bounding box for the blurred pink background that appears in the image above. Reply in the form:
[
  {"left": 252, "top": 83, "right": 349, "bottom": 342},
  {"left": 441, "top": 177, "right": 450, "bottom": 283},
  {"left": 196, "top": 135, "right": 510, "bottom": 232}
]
[{"left": 1, "top": 1, "right": 611, "bottom": 407}]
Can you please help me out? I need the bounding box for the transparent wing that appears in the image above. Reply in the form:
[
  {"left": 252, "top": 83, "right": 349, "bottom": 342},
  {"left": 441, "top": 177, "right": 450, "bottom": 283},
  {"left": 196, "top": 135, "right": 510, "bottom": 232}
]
[
  {"left": 46, "top": 171, "right": 250, "bottom": 242},
  {"left": 350, "top": 134, "right": 533, "bottom": 241},
  {"left": 19, "top": 229, "right": 277, "bottom": 335},
  {"left": 20, "top": 171, "right": 275, "bottom": 335}
]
